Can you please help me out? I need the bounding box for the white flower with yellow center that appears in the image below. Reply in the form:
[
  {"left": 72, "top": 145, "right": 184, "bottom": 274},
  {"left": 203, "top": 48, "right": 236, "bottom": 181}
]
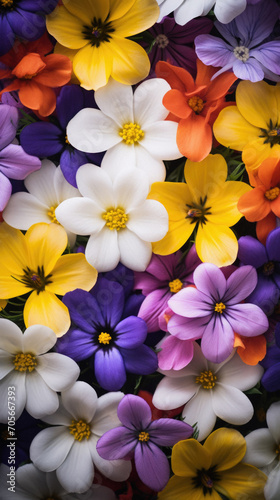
[
  {"left": 55, "top": 164, "right": 169, "bottom": 272},
  {"left": 0, "top": 318, "right": 80, "bottom": 422},
  {"left": 3, "top": 159, "right": 81, "bottom": 247},
  {"left": 66, "top": 78, "right": 181, "bottom": 185},
  {"left": 152, "top": 342, "right": 263, "bottom": 441},
  {"left": 30, "top": 382, "right": 131, "bottom": 494},
  {"left": 156, "top": 0, "right": 246, "bottom": 24}
]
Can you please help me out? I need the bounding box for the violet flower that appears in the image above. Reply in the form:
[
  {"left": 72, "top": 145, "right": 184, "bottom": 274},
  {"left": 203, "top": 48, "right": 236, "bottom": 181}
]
[
  {"left": 195, "top": 0, "right": 280, "bottom": 82},
  {"left": 167, "top": 263, "right": 269, "bottom": 363},
  {"left": 238, "top": 229, "right": 280, "bottom": 315},
  {"left": 0, "top": 103, "right": 41, "bottom": 211},
  {"left": 96, "top": 394, "right": 193, "bottom": 492},
  {"left": 56, "top": 277, "right": 158, "bottom": 391},
  {"left": 134, "top": 245, "right": 200, "bottom": 332},
  {"left": 261, "top": 322, "right": 280, "bottom": 391},
  {"left": 20, "top": 85, "right": 103, "bottom": 187}
]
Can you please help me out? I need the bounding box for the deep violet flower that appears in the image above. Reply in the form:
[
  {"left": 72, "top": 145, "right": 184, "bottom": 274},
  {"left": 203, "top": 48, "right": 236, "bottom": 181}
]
[
  {"left": 238, "top": 229, "right": 280, "bottom": 315},
  {"left": 56, "top": 277, "right": 158, "bottom": 391},
  {"left": 195, "top": 0, "right": 280, "bottom": 82},
  {"left": 96, "top": 394, "right": 193, "bottom": 492},
  {"left": 261, "top": 323, "right": 280, "bottom": 392},
  {"left": 20, "top": 84, "right": 104, "bottom": 187},
  {"left": 134, "top": 245, "right": 200, "bottom": 332},
  {"left": 167, "top": 263, "right": 269, "bottom": 363}
]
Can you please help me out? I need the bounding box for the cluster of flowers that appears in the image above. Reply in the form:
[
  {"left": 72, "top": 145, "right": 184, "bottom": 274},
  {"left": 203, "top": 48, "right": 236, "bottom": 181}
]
[{"left": 0, "top": 0, "right": 280, "bottom": 498}]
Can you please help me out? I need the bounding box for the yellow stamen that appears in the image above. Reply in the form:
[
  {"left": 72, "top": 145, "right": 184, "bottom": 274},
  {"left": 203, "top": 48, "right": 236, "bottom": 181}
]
[
  {"left": 188, "top": 96, "right": 204, "bottom": 114},
  {"left": 65, "top": 135, "right": 70, "bottom": 144},
  {"left": 13, "top": 352, "right": 37, "bottom": 372},
  {"left": 69, "top": 419, "right": 91, "bottom": 441},
  {"left": 103, "top": 207, "right": 128, "bottom": 230},
  {"left": 138, "top": 431, "right": 149, "bottom": 442},
  {"left": 98, "top": 332, "right": 112, "bottom": 345},
  {"left": 214, "top": 302, "right": 226, "bottom": 313},
  {"left": 186, "top": 208, "right": 202, "bottom": 218},
  {"left": 275, "top": 444, "right": 280, "bottom": 458},
  {"left": 0, "top": 0, "right": 13, "bottom": 6},
  {"left": 196, "top": 370, "right": 217, "bottom": 389},
  {"left": 265, "top": 187, "right": 280, "bottom": 200},
  {"left": 268, "top": 130, "right": 279, "bottom": 137},
  {"left": 47, "top": 206, "right": 59, "bottom": 224},
  {"left": 23, "top": 73, "right": 37, "bottom": 79},
  {"left": 119, "top": 123, "right": 144, "bottom": 145},
  {"left": 169, "top": 278, "right": 183, "bottom": 293}
]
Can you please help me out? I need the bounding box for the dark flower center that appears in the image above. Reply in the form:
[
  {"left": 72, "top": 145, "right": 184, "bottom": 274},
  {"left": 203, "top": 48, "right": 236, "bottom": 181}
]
[
  {"left": 155, "top": 34, "right": 169, "bottom": 48},
  {"left": 259, "top": 119, "right": 280, "bottom": 147},
  {"left": 186, "top": 196, "right": 212, "bottom": 226},
  {"left": 82, "top": 16, "right": 115, "bottom": 47},
  {"left": 13, "top": 266, "right": 53, "bottom": 294},
  {"left": 263, "top": 261, "right": 275, "bottom": 276},
  {"left": 233, "top": 45, "right": 249, "bottom": 62},
  {"left": 192, "top": 467, "right": 220, "bottom": 495}
]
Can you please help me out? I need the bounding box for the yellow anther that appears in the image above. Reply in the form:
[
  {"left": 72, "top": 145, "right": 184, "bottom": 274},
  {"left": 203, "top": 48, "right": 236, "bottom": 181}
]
[
  {"left": 119, "top": 122, "right": 145, "bottom": 145},
  {"left": 268, "top": 130, "right": 279, "bottom": 137},
  {"left": 65, "top": 135, "right": 70, "bottom": 144},
  {"left": 214, "top": 302, "right": 226, "bottom": 313},
  {"left": 169, "top": 278, "right": 183, "bottom": 293},
  {"left": 265, "top": 187, "right": 280, "bottom": 200},
  {"left": 276, "top": 444, "right": 280, "bottom": 457},
  {"left": 98, "top": 332, "right": 112, "bottom": 344},
  {"left": 196, "top": 370, "right": 217, "bottom": 389},
  {"left": 138, "top": 431, "right": 149, "bottom": 442},
  {"left": 13, "top": 352, "right": 37, "bottom": 373},
  {"left": 188, "top": 96, "right": 204, "bottom": 114},
  {"left": 103, "top": 207, "right": 128, "bottom": 230},
  {"left": 0, "top": 0, "right": 13, "bottom": 6},
  {"left": 47, "top": 206, "right": 59, "bottom": 224},
  {"left": 69, "top": 419, "right": 91, "bottom": 441}
]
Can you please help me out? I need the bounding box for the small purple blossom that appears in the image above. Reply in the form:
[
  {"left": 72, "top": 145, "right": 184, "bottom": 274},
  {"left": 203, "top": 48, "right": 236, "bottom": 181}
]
[
  {"left": 96, "top": 394, "right": 193, "bottom": 491},
  {"left": 167, "top": 263, "right": 269, "bottom": 363},
  {"left": 261, "top": 323, "right": 280, "bottom": 391}
]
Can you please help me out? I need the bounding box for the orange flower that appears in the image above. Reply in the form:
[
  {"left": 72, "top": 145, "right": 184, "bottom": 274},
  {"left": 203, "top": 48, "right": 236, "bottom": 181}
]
[
  {"left": 238, "top": 157, "right": 280, "bottom": 244},
  {"left": 0, "top": 34, "right": 72, "bottom": 117},
  {"left": 155, "top": 60, "right": 237, "bottom": 161},
  {"left": 234, "top": 333, "right": 267, "bottom": 366}
]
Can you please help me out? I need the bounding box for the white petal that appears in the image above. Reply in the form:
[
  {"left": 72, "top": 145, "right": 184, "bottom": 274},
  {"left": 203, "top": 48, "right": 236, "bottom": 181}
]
[
  {"left": 133, "top": 78, "right": 170, "bottom": 126},
  {"left": 54, "top": 165, "right": 81, "bottom": 202},
  {"left": 0, "top": 319, "right": 23, "bottom": 353},
  {"left": 175, "top": 0, "right": 213, "bottom": 25},
  {"left": 3, "top": 192, "right": 49, "bottom": 229},
  {"left": 85, "top": 230, "right": 120, "bottom": 272},
  {"left": 182, "top": 390, "right": 216, "bottom": 441},
  {"left": 212, "top": 383, "right": 254, "bottom": 425},
  {"left": 141, "top": 121, "right": 181, "bottom": 160},
  {"left": 61, "top": 381, "right": 98, "bottom": 423},
  {"left": 90, "top": 437, "right": 132, "bottom": 481},
  {"left": 95, "top": 79, "right": 134, "bottom": 126},
  {"left": 214, "top": 0, "right": 246, "bottom": 24},
  {"left": 30, "top": 426, "right": 74, "bottom": 471},
  {"left": 92, "top": 392, "right": 124, "bottom": 436},
  {"left": 244, "top": 428, "right": 277, "bottom": 467},
  {"left": 118, "top": 228, "right": 152, "bottom": 272},
  {"left": 66, "top": 108, "right": 121, "bottom": 153},
  {"left": 127, "top": 200, "right": 168, "bottom": 242},
  {"left": 264, "top": 463, "right": 280, "bottom": 500},
  {"left": 152, "top": 375, "right": 198, "bottom": 410},
  {"left": 55, "top": 197, "right": 105, "bottom": 235},
  {"left": 25, "top": 371, "right": 59, "bottom": 418},
  {"left": 76, "top": 163, "right": 114, "bottom": 207},
  {"left": 135, "top": 145, "right": 166, "bottom": 183},
  {"left": 216, "top": 351, "right": 264, "bottom": 391},
  {"left": 57, "top": 440, "right": 94, "bottom": 494},
  {"left": 36, "top": 353, "right": 80, "bottom": 391},
  {"left": 113, "top": 168, "right": 149, "bottom": 209},
  {"left": 157, "top": 0, "right": 183, "bottom": 22},
  {"left": 267, "top": 401, "right": 280, "bottom": 444},
  {"left": 22, "top": 324, "right": 57, "bottom": 354},
  {"left": 15, "top": 463, "right": 50, "bottom": 497},
  {"left": 0, "top": 371, "right": 26, "bottom": 422},
  {"left": 24, "top": 159, "right": 57, "bottom": 205},
  {"left": 0, "top": 352, "right": 14, "bottom": 379},
  {"left": 41, "top": 398, "right": 73, "bottom": 426}
]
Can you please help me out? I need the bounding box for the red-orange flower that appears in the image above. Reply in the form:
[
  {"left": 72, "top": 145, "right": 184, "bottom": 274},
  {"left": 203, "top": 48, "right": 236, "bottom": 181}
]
[
  {"left": 238, "top": 157, "right": 280, "bottom": 244},
  {"left": 155, "top": 60, "right": 237, "bottom": 161},
  {"left": 0, "top": 34, "right": 72, "bottom": 117}
]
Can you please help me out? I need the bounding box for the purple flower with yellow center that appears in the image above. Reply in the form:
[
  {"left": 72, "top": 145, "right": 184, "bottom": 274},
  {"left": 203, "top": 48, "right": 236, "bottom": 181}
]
[
  {"left": 96, "top": 394, "right": 193, "bottom": 492},
  {"left": 167, "top": 263, "right": 269, "bottom": 363},
  {"left": 56, "top": 277, "right": 158, "bottom": 391}
]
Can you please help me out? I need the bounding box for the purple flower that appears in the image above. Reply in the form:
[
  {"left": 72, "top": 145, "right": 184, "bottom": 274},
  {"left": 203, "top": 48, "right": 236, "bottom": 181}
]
[
  {"left": 0, "top": 103, "right": 41, "bottom": 211},
  {"left": 134, "top": 245, "right": 200, "bottom": 332},
  {"left": 20, "top": 85, "right": 103, "bottom": 187},
  {"left": 261, "top": 323, "right": 280, "bottom": 391},
  {"left": 167, "top": 263, "right": 269, "bottom": 363},
  {"left": 96, "top": 394, "right": 193, "bottom": 491},
  {"left": 195, "top": 0, "right": 280, "bottom": 82},
  {"left": 238, "top": 229, "right": 280, "bottom": 315},
  {"left": 56, "top": 277, "right": 158, "bottom": 391}
]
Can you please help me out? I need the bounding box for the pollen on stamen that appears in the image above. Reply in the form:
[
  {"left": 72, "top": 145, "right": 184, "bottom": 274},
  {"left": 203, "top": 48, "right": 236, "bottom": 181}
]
[
  {"left": 69, "top": 419, "right": 91, "bottom": 441},
  {"left": 196, "top": 370, "right": 217, "bottom": 389},
  {"left": 119, "top": 122, "right": 145, "bottom": 145},
  {"left": 215, "top": 302, "right": 226, "bottom": 313},
  {"left": 169, "top": 278, "right": 183, "bottom": 293},
  {"left": 13, "top": 352, "right": 37, "bottom": 373},
  {"left": 138, "top": 431, "right": 149, "bottom": 442},
  {"left": 103, "top": 207, "right": 128, "bottom": 230},
  {"left": 47, "top": 206, "right": 59, "bottom": 224},
  {"left": 98, "top": 332, "right": 112, "bottom": 345}
]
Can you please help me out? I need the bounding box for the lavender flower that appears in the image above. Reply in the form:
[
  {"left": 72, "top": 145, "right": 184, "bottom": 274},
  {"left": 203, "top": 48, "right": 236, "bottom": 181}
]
[{"left": 96, "top": 394, "right": 193, "bottom": 491}]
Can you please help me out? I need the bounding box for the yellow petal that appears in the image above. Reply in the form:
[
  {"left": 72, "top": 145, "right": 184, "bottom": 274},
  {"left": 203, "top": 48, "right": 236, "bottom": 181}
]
[
  {"left": 46, "top": 5, "right": 87, "bottom": 49},
  {"left": 172, "top": 439, "right": 212, "bottom": 477},
  {"left": 24, "top": 290, "right": 70, "bottom": 337},
  {"left": 47, "top": 253, "right": 98, "bottom": 296},
  {"left": 217, "top": 463, "right": 267, "bottom": 499},
  {"left": 204, "top": 428, "right": 246, "bottom": 472},
  {"left": 243, "top": 139, "right": 280, "bottom": 171},
  {"left": 63, "top": 0, "right": 109, "bottom": 24},
  {"left": 148, "top": 182, "right": 192, "bottom": 220},
  {"left": 24, "top": 223, "right": 67, "bottom": 277},
  {"left": 158, "top": 475, "right": 220, "bottom": 500},
  {"left": 236, "top": 80, "right": 277, "bottom": 129},
  {"left": 0, "top": 223, "right": 28, "bottom": 275},
  {"left": 110, "top": 37, "right": 151, "bottom": 86},
  {"left": 152, "top": 218, "right": 194, "bottom": 255},
  {"left": 73, "top": 43, "right": 113, "bottom": 90},
  {"left": 213, "top": 106, "right": 259, "bottom": 151},
  {"left": 195, "top": 223, "right": 238, "bottom": 267},
  {"left": 184, "top": 154, "right": 227, "bottom": 204},
  {"left": 208, "top": 180, "right": 252, "bottom": 226},
  {"left": 109, "top": 0, "right": 135, "bottom": 22},
  {"left": 112, "top": 0, "right": 159, "bottom": 36},
  {"left": 0, "top": 299, "right": 7, "bottom": 311}
]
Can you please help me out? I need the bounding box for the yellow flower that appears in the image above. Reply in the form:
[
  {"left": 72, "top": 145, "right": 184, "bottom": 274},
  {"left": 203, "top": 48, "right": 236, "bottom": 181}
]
[
  {"left": 0, "top": 223, "right": 97, "bottom": 336},
  {"left": 46, "top": 0, "right": 159, "bottom": 90},
  {"left": 213, "top": 81, "right": 280, "bottom": 171},
  {"left": 158, "top": 428, "right": 267, "bottom": 500},
  {"left": 148, "top": 154, "right": 251, "bottom": 267}
]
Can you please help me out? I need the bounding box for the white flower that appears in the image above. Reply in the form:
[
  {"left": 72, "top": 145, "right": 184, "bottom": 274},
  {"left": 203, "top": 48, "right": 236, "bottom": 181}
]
[
  {"left": 152, "top": 342, "right": 263, "bottom": 441},
  {"left": 0, "top": 463, "right": 117, "bottom": 500},
  {"left": 0, "top": 318, "right": 80, "bottom": 422},
  {"left": 30, "top": 381, "right": 131, "bottom": 494},
  {"left": 66, "top": 78, "right": 181, "bottom": 185},
  {"left": 3, "top": 160, "right": 81, "bottom": 247},
  {"left": 55, "top": 165, "right": 168, "bottom": 272},
  {"left": 264, "top": 463, "right": 280, "bottom": 500},
  {"left": 156, "top": 0, "right": 246, "bottom": 24}
]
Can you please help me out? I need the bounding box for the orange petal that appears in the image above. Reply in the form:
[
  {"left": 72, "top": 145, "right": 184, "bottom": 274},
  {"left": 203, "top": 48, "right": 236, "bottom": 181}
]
[
  {"left": 257, "top": 157, "right": 280, "bottom": 187},
  {"left": 12, "top": 53, "right": 46, "bottom": 79},
  {"left": 206, "top": 71, "right": 237, "bottom": 102},
  {"left": 162, "top": 89, "right": 192, "bottom": 119},
  {"left": 256, "top": 212, "right": 277, "bottom": 245},
  {"left": 34, "top": 54, "right": 72, "bottom": 87},
  {"left": 237, "top": 188, "right": 270, "bottom": 222},
  {"left": 236, "top": 334, "right": 267, "bottom": 365},
  {"left": 18, "top": 81, "right": 56, "bottom": 116},
  {"left": 177, "top": 115, "right": 212, "bottom": 161},
  {"left": 195, "top": 59, "right": 216, "bottom": 86},
  {"left": 155, "top": 61, "right": 194, "bottom": 93}
]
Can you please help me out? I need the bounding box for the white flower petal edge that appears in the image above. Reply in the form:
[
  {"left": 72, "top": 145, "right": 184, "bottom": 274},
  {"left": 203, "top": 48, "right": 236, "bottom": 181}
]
[
  {"left": 244, "top": 428, "right": 277, "bottom": 467},
  {"left": 266, "top": 401, "right": 280, "bottom": 444},
  {"left": 264, "top": 463, "right": 280, "bottom": 500},
  {"left": 61, "top": 381, "right": 98, "bottom": 423}
]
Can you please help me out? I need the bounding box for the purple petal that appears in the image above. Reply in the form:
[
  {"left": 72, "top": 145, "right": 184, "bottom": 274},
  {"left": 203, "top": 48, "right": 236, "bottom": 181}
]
[
  {"left": 115, "top": 316, "right": 147, "bottom": 348},
  {"left": 0, "top": 104, "right": 18, "bottom": 149},
  {"left": 63, "top": 289, "right": 103, "bottom": 333},
  {"left": 201, "top": 316, "right": 234, "bottom": 363},
  {"left": 0, "top": 17, "right": 15, "bottom": 56},
  {"left": 251, "top": 43, "right": 280, "bottom": 77},
  {"left": 94, "top": 348, "right": 126, "bottom": 391},
  {"left": 193, "top": 263, "right": 227, "bottom": 302},
  {"left": 137, "top": 289, "right": 170, "bottom": 332},
  {"left": 0, "top": 144, "right": 41, "bottom": 179},
  {"left": 122, "top": 293, "right": 144, "bottom": 318},
  {"left": 223, "top": 266, "right": 258, "bottom": 304},
  {"left": 59, "top": 148, "right": 89, "bottom": 187},
  {"left": 195, "top": 34, "right": 235, "bottom": 68},
  {"left": 96, "top": 427, "right": 136, "bottom": 460},
  {"left": 149, "top": 418, "right": 193, "bottom": 446},
  {"left": 232, "top": 58, "right": 264, "bottom": 82},
  {"left": 236, "top": 0, "right": 279, "bottom": 47},
  {"left": 57, "top": 85, "right": 93, "bottom": 129},
  {"left": 157, "top": 335, "right": 194, "bottom": 371},
  {"left": 266, "top": 227, "right": 280, "bottom": 262},
  {"left": 168, "top": 314, "right": 209, "bottom": 341},
  {"left": 117, "top": 394, "right": 151, "bottom": 429},
  {"left": 90, "top": 277, "right": 124, "bottom": 328},
  {"left": 246, "top": 274, "right": 279, "bottom": 315},
  {"left": 7, "top": 10, "right": 45, "bottom": 41},
  {"left": 169, "top": 287, "right": 212, "bottom": 318},
  {"left": 0, "top": 171, "right": 12, "bottom": 211},
  {"left": 20, "top": 122, "right": 64, "bottom": 157},
  {"left": 56, "top": 327, "right": 97, "bottom": 361},
  {"left": 121, "top": 345, "right": 158, "bottom": 374},
  {"left": 19, "top": 0, "right": 58, "bottom": 13},
  {"left": 226, "top": 303, "right": 269, "bottom": 336},
  {"left": 134, "top": 441, "right": 170, "bottom": 491},
  {"left": 238, "top": 236, "right": 267, "bottom": 268}
]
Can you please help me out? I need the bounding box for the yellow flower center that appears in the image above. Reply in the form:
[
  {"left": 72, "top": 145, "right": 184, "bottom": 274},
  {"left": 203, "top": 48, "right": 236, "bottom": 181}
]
[
  {"left": 186, "top": 197, "right": 211, "bottom": 226},
  {"left": 69, "top": 419, "right": 91, "bottom": 441},
  {"left": 98, "top": 332, "right": 112, "bottom": 345},
  {"left": 260, "top": 121, "right": 280, "bottom": 147},
  {"left": 47, "top": 206, "right": 59, "bottom": 224},
  {"left": 215, "top": 302, "right": 226, "bottom": 313},
  {"left": 275, "top": 444, "right": 280, "bottom": 458},
  {"left": 103, "top": 207, "right": 128, "bottom": 230},
  {"left": 138, "top": 431, "right": 149, "bottom": 442},
  {"left": 155, "top": 34, "right": 169, "bottom": 48},
  {"left": 188, "top": 96, "right": 204, "bottom": 114},
  {"left": 196, "top": 370, "right": 217, "bottom": 389},
  {"left": 265, "top": 187, "right": 280, "bottom": 200},
  {"left": 263, "top": 261, "right": 274, "bottom": 276},
  {"left": 233, "top": 45, "right": 250, "bottom": 62},
  {"left": 0, "top": 0, "right": 13, "bottom": 7},
  {"left": 169, "top": 278, "right": 183, "bottom": 293},
  {"left": 119, "top": 123, "right": 145, "bottom": 145},
  {"left": 65, "top": 135, "right": 70, "bottom": 144},
  {"left": 13, "top": 352, "right": 37, "bottom": 372}
]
